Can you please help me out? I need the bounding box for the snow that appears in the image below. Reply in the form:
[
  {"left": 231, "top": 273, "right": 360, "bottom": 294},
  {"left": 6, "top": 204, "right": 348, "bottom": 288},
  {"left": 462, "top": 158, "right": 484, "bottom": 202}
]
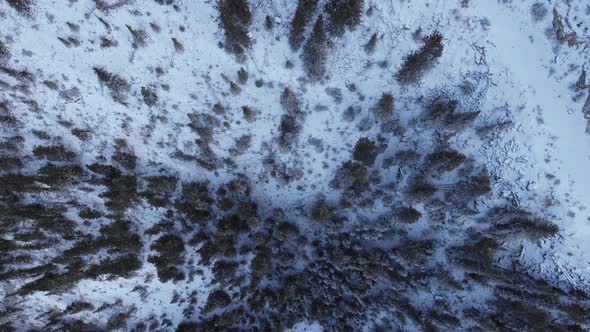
[
  {"left": 1, "top": 0, "right": 590, "bottom": 329},
  {"left": 470, "top": 0, "right": 590, "bottom": 289}
]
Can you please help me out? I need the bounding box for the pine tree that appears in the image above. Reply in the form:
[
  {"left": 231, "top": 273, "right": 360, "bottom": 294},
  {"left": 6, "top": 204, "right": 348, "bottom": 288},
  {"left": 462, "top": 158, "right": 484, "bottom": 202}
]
[
  {"left": 302, "top": 15, "right": 328, "bottom": 81},
  {"left": 396, "top": 31, "right": 444, "bottom": 84},
  {"left": 325, "top": 0, "right": 364, "bottom": 37},
  {"left": 352, "top": 137, "right": 377, "bottom": 166},
  {"left": 364, "top": 32, "right": 378, "bottom": 53},
  {"left": 6, "top": 0, "right": 33, "bottom": 15},
  {"left": 289, "top": 0, "right": 319, "bottom": 50},
  {"left": 218, "top": 0, "right": 252, "bottom": 59},
  {"left": 375, "top": 92, "right": 394, "bottom": 119}
]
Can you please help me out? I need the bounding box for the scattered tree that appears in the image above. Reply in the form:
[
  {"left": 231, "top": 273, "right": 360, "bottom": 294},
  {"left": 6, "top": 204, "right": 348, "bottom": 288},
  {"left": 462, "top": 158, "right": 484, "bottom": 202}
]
[
  {"left": 302, "top": 15, "right": 328, "bottom": 81},
  {"left": 218, "top": 0, "right": 252, "bottom": 59},
  {"left": 396, "top": 31, "right": 444, "bottom": 84},
  {"left": 352, "top": 137, "right": 378, "bottom": 166},
  {"left": 289, "top": 0, "right": 319, "bottom": 50},
  {"left": 364, "top": 32, "right": 378, "bottom": 53},
  {"left": 324, "top": 0, "right": 364, "bottom": 37}
]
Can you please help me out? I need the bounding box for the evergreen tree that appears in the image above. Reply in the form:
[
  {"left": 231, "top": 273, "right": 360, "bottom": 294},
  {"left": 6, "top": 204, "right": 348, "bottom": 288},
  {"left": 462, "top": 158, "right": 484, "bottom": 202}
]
[
  {"left": 302, "top": 15, "right": 328, "bottom": 81},
  {"left": 352, "top": 137, "right": 378, "bottom": 166},
  {"left": 364, "top": 32, "right": 378, "bottom": 53},
  {"left": 397, "top": 31, "right": 444, "bottom": 84},
  {"left": 375, "top": 92, "right": 394, "bottom": 119},
  {"left": 217, "top": 0, "right": 252, "bottom": 59},
  {"left": 289, "top": 0, "right": 319, "bottom": 50},
  {"left": 325, "top": 0, "right": 364, "bottom": 37}
]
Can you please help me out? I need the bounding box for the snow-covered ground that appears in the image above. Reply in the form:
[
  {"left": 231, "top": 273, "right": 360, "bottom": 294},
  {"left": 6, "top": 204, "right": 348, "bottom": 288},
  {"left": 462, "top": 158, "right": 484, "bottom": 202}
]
[
  {"left": 471, "top": 0, "right": 590, "bottom": 289},
  {"left": 1, "top": 0, "right": 590, "bottom": 330}
]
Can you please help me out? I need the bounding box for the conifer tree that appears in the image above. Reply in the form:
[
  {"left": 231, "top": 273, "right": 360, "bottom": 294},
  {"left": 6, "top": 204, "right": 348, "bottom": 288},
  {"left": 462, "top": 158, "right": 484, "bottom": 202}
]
[
  {"left": 364, "top": 32, "right": 378, "bottom": 53},
  {"left": 302, "top": 15, "right": 328, "bottom": 81},
  {"left": 218, "top": 0, "right": 252, "bottom": 59},
  {"left": 325, "top": 0, "right": 364, "bottom": 37},
  {"left": 397, "top": 31, "right": 444, "bottom": 84},
  {"left": 289, "top": 0, "right": 319, "bottom": 50}
]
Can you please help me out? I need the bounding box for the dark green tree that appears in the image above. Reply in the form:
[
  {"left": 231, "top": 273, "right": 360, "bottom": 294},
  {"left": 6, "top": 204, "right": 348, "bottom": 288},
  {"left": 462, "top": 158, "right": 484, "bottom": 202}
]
[
  {"left": 302, "top": 15, "right": 328, "bottom": 81},
  {"left": 289, "top": 0, "right": 319, "bottom": 50},
  {"left": 325, "top": 0, "right": 364, "bottom": 37},
  {"left": 397, "top": 31, "right": 444, "bottom": 84}
]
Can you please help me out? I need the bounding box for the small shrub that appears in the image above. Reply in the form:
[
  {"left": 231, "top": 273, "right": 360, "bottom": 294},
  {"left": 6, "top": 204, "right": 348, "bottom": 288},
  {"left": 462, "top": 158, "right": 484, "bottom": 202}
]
[
  {"left": 265, "top": 15, "right": 273, "bottom": 30},
  {"left": 396, "top": 206, "right": 422, "bottom": 223},
  {"left": 278, "top": 88, "right": 305, "bottom": 148},
  {"left": 172, "top": 37, "right": 184, "bottom": 53},
  {"left": 216, "top": 214, "right": 251, "bottom": 236},
  {"left": 237, "top": 67, "right": 248, "bottom": 84},
  {"left": 531, "top": 2, "right": 548, "bottom": 22},
  {"left": 352, "top": 137, "right": 378, "bottom": 166},
  {"left": 101, "top": 174, "right": 139, "bottom": 212},
  {"left": 100, "top": 36, "right": 118, "bottom": 48},
  {"left": 33, "top": 145, "right": 76, "bottom": 162},
  {"left": 142, "top": 175, "right": 177, "bottom": 207},
  {"left": 93, "top": 67, "right": 130, "bottom": 103},
  {"left": 112, "top": 151, "right": 136, "bottom": 170},
  {"left": 251, "top": 251, "right": 272, "bottom": 278},
  {"left": 448, "top": 236, "right": 498, "bottom": 270},
  {"left": 37, "top": 164, "right": 83, "bottom": 187},
  {"left": 0, "top": 40, "right": 11, "bottom": 62},
  {"left": 126, "top": 25, "right": 148, "bottom": 49},
  {"left": 141, "top": 86, "right": 158, "bottom": 106},
  {"left": 364, "top": 33, "right": 378, "bottom": 53},
  {"left": 71, "top": 128, "right": 91, "bottom": 141},
  {"left": 275, "top": 221, "right": 300, "bottom": 241}
]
